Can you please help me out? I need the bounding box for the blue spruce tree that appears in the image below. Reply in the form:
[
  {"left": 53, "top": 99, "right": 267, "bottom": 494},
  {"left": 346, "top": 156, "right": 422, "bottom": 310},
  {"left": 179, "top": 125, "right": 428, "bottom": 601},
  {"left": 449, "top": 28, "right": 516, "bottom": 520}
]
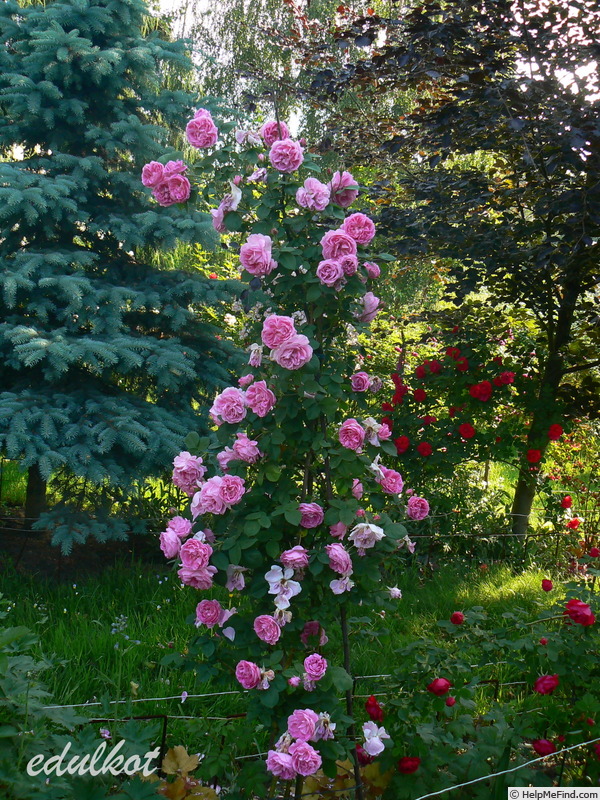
[{"left": 0, "top": 0, "right": 240, "bottom": 549}]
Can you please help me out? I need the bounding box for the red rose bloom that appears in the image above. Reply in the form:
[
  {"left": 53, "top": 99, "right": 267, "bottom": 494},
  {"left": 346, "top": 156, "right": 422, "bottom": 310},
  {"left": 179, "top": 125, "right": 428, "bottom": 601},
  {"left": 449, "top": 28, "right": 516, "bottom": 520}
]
[
  {"left": 381, "top": 402, "right": 394, "bottom": 412},
  {"left": 209, "top": 272, "right": 218, "bottom": 279},
  {"left": 469, "top": 381, "right": 493, "bottom": 401},
  {"left": 422, "top": 415, "right": 437, "bottom": 425},
  {"left": 365, "top": 695, "right": 384, "bottom": 722},
  {"left": 394, "top": 435, "right": 410, "bottom": 454},
  {"left": 355, "top": 744, "right": 374, "bottom": 765},
  {"left": 541, "top": 579, "right": 553, "bottom": 592},
  {"left": 456, "top": 357, "right": 469, "bottom": 372},
  {"left": 445, "top": 696, "right": 456, "bottom": 707},
  {"left": 381, "top": 416, "right": 393, "bottom": 429},
  {"left": 413, "top": 388, "right": 427, "bottom": 402},
  {"left": 561, "top": 495, "right": 572, "bottom": 509},
  {"left": 415, "top": 365, "right": 427, "bottom": 379},
  {"left": 427, "top": 677, "right": 452, "bottom": 696},
  {"left": 428, "top": 360, "right": 442, "bottom": 374},
  {"left": 493, "top": 376, "right": 503, "bottom": 387},
  {"left": 527, "top": 449, "right": 542, "bottom": 464},
  {"left": 532, "top": 739, "right": 555, "bottom": 756},
  {"left": 539, "top": 637, "right": 548, "bottom": 645},
  {"left": 564, "top": 598, "right": 595, "bottom": 626},
  {"left": 533, "top": 674, "right": 559, "bottom": 694},
  {"left": 590, "top": 547, "right": 600, "bottom": 558},
  {"left": 450, "top": 611, "right": 465, "bottom": 625},
  {"left": 448, "top": 406, "right": 457, "bottom": 418},
  {"left": 499, "top": 371, "right": 515, "bottom": 384},
  {"left": 458, "top": 423, "right": 476, "bottom": 439},
  {"left": 595, "top": 742, "right": 600, "bottom": 760},
  {"left": 397, "top": 757, "right": 421, "bottom": 774},
  {"left": 548, "top": 424, "right": 563, "bottom": 440},
  {"left": 567, "top": 518, "right": 581, "bottom": 529},
  {"left": 417, "top": 442, "right": 433, "bottom": 457},
  {"left": 446, "top": 347, "right": 461, "bottom": 359}
]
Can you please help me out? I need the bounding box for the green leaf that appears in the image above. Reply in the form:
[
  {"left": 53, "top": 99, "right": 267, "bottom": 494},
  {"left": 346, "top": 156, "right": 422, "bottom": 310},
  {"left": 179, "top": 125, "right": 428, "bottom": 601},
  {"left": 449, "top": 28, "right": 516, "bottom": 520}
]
[
  {"left": 284, "top": 508, "right": 302, "bottom": 526},
  {"left": 306, "top": 284, "right": 321, "bottom": 302},
  {"left": 259, "top": 688, "right": 280, "bottom": 708},
  {"left": 224, "top": 211, "right": 244, "bottom": 231},
  {"left": 329, "top": 665, "right": 354, "bottom": 692},
  {"left": 265, "top": 464, "right": 282, "bottom": 482}
]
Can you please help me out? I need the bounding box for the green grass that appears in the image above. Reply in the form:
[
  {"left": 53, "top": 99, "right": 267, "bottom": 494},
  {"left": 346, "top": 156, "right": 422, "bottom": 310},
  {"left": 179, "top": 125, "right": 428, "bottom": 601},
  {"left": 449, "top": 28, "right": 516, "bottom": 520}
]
[{"left": 0, "top": 459, "right": 27, "bottom": 507}]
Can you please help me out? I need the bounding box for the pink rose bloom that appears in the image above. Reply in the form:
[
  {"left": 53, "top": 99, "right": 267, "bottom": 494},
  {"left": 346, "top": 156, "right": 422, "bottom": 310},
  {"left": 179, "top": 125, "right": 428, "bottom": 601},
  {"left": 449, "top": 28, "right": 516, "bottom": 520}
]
[
  {"left": 328, "top": 170, "right": 359, "bottom": 207},
  {"left": 141, "top": 161, "right": 164, "bottom": 187},
  {"left": 364, "top": 261, "right": 381, "bottom": 279},
  {"left": 248, "top": 345, "right": 263, "bottom": 367},
  {"left": 351, "top": 372, "right": 371, "bottom": 392},
  {"left": 300, "top": 621, "right": 328, "bottom": 646},
  {"left": 304, "top": 653, "right": 327, "bottom": 681},
  {"left": 296, "top": 177, "right": 331, "bottom": 211},
  {"left": 245, "top": 380, "right": 276, "bottom": 417},
  {"left": 266, "top": 750, "right": 295, "bottom": 781},
  {"left": 378, "top": 423, "right": 392, "bottom": 440},
  {"left": 172, "top": 451, "right": 207, "bottom": 496},
  {"left": 407, "top": 496, "right": 430, "bottom": 520},
  {"left": 225, "top": 564, "right": 247, "bottom": 591},
  {"left": 272, "top": 334, "right": 313, "bottom": 370},
  {"left": 152, "top": 180, "right": 182, "bottom": 207},
  {"left": 247, "top": 167, "right": 268, "bottom": 183},
  {"left": 167, "top": 516, "right": 193, "bottom": 539},
  {"left": 349, "top": 522, "right": 385, "bottom": 550},
  {"left": 166, "top": 174, "right": 191, "bottom": 203},
  {"left": 261, "top": 315, "right": 297, "bottom": 349},
  {"left": 186, "top": 112, "right": 218, "bottom": 148},
  {"left": 210, "top": 205, "right": 226, "bottom": 233},
  {"left": 329, "top": 522, "right": 348, "bottom": 539},
  {"left": 339, "top": 419, "right": 365, "bottom": 451},
  {"left": 269, "top": 138, "right": 304, "bottom": 173},
  {"left": 260, "top": 120, "right": 290, "bottom": 146},
  {"left": 254, "top": 615, "right": 281, "bottom": 645},
  {"left": 320, "top": 229, "right": 357, "bottom": 260},
  {"left": 326, "top": 543, "right": 353, "bottom": 576},
  {"left": 195, "top": 599, "right": 223, "bottom": 628},
  {"left": 159, "top": 529, "right": 181, "bottom": 559},
  {"left": 232, "top": 432, "right": 262, "bottom": 463},
  {"left": 338, "top": 254, "right": 358, "bottom": 276},
  {"left": 162, "top": 160, "right": 187, "bottom": 178},
  {"left": 239, "top": 234, "right": 277, "bottom": 277},
  {"left": 316, "top": 259, "right": 344, "bottom": 288},
  {"left": 210, "top": 387, "right": 247, "bottom": 425},
  {"left": 352, "top": 479, "right": 363, "bottom": 500},
  {"left": 378, "top": 467, "right": 404, "bottom": 495},
  {"left": 288, "top": 709, "right": 319, "bottom": 742},
  {"left": 330, "top": 576, "right": 355, "bottom": 594},
  {"left": 217, "top": 447, "right": 236, "bottom": 472},
  {"left": 356, "top": 291, "right": 381, "bottom": 323},
  {"left": 342, "top": 212, "right": 376, "bottom": 244},
  {"left": 299, "top": 503, "right": 324, "bottom": 529},
  {"left": 288, "top": 676, "right": 301, "bottom": 687},
  {"left": 180, "top": 538, "right": 213, "bottom": 570},
  {"left": 281, "top": 545, "right": 309, "bottom": 569},
  {"left": 219, "top": 474, "right": 246, "bottom": 508},
  {"left": 235, "top": 660, "right": 262, "bottom": 690},
  {"left": 177, "top": 564, "right": 217, "bottom": 590},
  {"left": 289, "top": 742, "right": 322, "bottom": 777},
  {"left": 238, "top": 373, "right": 254, "bottom": 388},
  {"left": 191, "top": 477, "right": 225, "bottom": 517}
]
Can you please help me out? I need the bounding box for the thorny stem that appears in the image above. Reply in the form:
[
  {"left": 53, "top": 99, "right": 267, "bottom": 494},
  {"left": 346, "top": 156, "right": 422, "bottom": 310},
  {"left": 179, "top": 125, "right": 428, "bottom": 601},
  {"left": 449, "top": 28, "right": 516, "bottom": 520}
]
[{"left": 293, "top": 773, "right": 303, "bottom": 800}]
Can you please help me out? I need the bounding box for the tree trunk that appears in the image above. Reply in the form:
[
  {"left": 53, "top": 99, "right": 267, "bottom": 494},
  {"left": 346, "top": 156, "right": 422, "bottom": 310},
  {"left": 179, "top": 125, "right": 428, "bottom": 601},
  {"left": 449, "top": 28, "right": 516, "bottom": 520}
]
[
  {"left": 510, "top": 473, "right": 538, "bottom": 536},
  {"left": 25, "top": 464, "right": 47, "bottom": 524}
]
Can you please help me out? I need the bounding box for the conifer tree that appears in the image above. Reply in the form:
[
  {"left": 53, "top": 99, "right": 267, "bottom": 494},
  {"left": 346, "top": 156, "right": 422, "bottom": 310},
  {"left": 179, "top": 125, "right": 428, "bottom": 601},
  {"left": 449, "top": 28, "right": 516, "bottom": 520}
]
[{"left": 0, "top": 0, "right": 240, "bottom": 545}]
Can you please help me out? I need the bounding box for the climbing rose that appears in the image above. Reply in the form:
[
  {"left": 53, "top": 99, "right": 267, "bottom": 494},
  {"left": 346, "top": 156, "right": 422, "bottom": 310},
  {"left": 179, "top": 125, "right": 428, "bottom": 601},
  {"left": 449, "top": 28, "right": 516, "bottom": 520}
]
[
  {"left": 296, "top": 177, "right": 330, "bottom": 211},
  {"left": 235, "top": 660, "right": 262, "bottom": 689},
  {"left": 548, "top": 424, "right": 563, "bottom": 440},
  {"left": 326, "top": 543, "right": 353, "bottom": 575},
  {"left": 185, "top": 111, "right": 218, "bottom": 148},
  {"left": 417, "top": 442, "right": 433, "bottom": 457},
  {"left": 351, "top": 372, "right": 371, "bottom": 392},
  {"left": 564, "top": 598, "right": 595, "bottom": 626},
  {"left": 365, "top": 695, "right": 384, "bottom": 722},
  {"left": 195, "top": 599, "right": 223, "bottom": 628},
  {"left": 356, "top": 744, "right": 374, "bottom": 766},
  {"left": 348, "top": 522, "right": 385, "bottom": 550},
  {"left": 445, "top": 696, "right": 456, "bottom": 707},
  {"left": 172, "top": 451, "right": 207, "bottom": 496},
  {"left": 271, "top": 334, "right": 313, "bottom": 370},
  {"left": 590, "top": 547, "right": 600, "bottom": 557},
  {"left": 180, "top": 539, "right": 213, "bottom": 570},
  {"left": 542, "top": 579, "right": 553, "bottom": 592},
  {"left": 450, "top": 611, "right": 465, "bottom": 625},
  {"left": 397, "top": 757, "right": 421, "bottom": 774},
  {"left": 167, "top": 516, "right": 192, "bottom": 539},
  {"left": 352, "top": 479, "right": 363, "bottom": 499},
  {"left": 253, "top": 615, "right": 281, "bottom": 645},
  {"left": 287, "top": 709, "right": 319, "bottom": 742},
  {"left": 191, "top": 475, "right": 245, "bottom": 517},
  {"left": 177, "top": 565, "right": 216, "bottom": 590},
  {"left": 532, "top": 739, "right": 556, "bottom": 756},
  {"left": 280, "top": 545, "right": 309, "bottom": 569},
  {"left": 304, "top": 654, "right": 328, "bottom": 681},
  {"left": 362, "top": 721, "right": 390, "bottom": 756},
  {"left": 561, "top": 495, "right": 572, "bottom": 509},
  {"left": 300, "top": 621, "right": 328, "bottom": 646},
  {"left": 288, "top": 742, "right": 322, "bottom": 776},
  {"left": 210, "top": 387, "right": 247, "bottom": 425},
  {"left": 239, "top": 234, "right": 277, "bottom": 277},
  {"left": 527, "top": 449, "right": 542, "bottom": 464},
  {"left": 299, "top": 503, "right": 324, "bottom": 528},
  {"left": 159, "top": 529, "right": 180, "bottom": 559},
  {"left": 339, "top": 419, "right": 365, "bottom": 451},
  {"left": 260, "top": 119, "right": 290, "bottom": 145},
  {"left": 459, "top": 423, "right": 476, "bottom": 439},
  {"left": 567, "top": 518, "right": 581, "bottom": 529},
  {"left": 469, "top": 381, "right": 493, "bottom": 401},
  {"left": 269, "top": 138, "right": 304, "bottom": 172},
  {"left": 232, "top": 432, "right": 261, "bottom": 463},
  {"left": 342, "top": 212, "right": 376, "bottom": 244},
  {"left": 533, "top": 674, "right": 559, "bottom": 695},
  {"left": 245, "top": 380, "right": 276, "bottom": 417},
  {"left": 141, "top": 161, "right": 165, "bottom": 187},
  {"left": 364, "top": 261, "right": 380, "bottom": 279},
  {"left": 266, "top": 751, "right": 295, "bottom": 781},
  {"left": 427, "top": 678, "right": 452, "bottom": 696},
  {"left": 339, "top": 254, "right": 358, "bottom": 275},
  {"left": 395, "top": 435, "right": 410, "bottom": 454},
  {"left": 320, "top": 229, "right": 357, "bottom": 260},
  {"left": 377, "top": 467, "right": 404, "bottom": 495},
  {"left": 261, "top": 315, "right": 296, "bottom": 349},
  {"left": 356, "top": 291, "right": 380, "bottom": 323},
  {"left": 406, "top": 496, "right": 430, "bottom": 520},
  {"left": 328, "top": 170, "right": 358, "bottom": 207},
  {"left": 316, "top": 259, "right": 344, "bottom": 287}
]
